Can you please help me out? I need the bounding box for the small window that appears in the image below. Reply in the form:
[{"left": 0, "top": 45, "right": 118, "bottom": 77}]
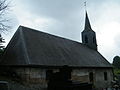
[
  {"left": 85, "top": 35, "right": 88, "bottom": 43},
  {"left": 93, "top": 37, "right": 96, "bottom": 43},
  {"left": 89, "top": 72, "right": 93, "bottom": 82},
  {"left": 104, "top": 72, "right": 107, "bottom": 81}
]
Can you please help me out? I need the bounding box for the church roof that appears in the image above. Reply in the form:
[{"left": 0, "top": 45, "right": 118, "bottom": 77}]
[{"left": 0, "top": 26, "right": 112, "bottom": 68}]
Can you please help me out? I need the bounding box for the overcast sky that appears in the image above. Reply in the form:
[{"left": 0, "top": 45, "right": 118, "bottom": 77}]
[{"left": 3, "top": 0, "right": 120, "bottom": 63}]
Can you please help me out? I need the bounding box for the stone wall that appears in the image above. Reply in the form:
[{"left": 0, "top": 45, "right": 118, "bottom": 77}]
[
  {"left": 71, "top": 69, "right": 89, "bottom": 82},
  {"left": 1, "top": 67, "right": 113, "bottom": 90},
  {"left": 3, "top": 67, "right": 47, "bottom": 90},
  {"left": 95, "top": 68, "right": 113, "bottom": 89},
  {"left": 71, "top": 68, "right": 113, "bottom": 90},
  {"left": 10, "top": 67, "right": 60, "bottom": 89}
]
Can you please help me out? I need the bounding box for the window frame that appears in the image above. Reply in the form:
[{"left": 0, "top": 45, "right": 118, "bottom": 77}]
[{"left": 104, "top": 72, "right": 108, "bottom": 81}]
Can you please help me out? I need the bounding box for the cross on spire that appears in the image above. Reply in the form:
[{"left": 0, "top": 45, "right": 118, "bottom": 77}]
[
  {"left": 83, "top": 1, "right": 92, "bottom": 30},
  {"left": 84, "top": 1, "right": 87, "bottom": 11}
]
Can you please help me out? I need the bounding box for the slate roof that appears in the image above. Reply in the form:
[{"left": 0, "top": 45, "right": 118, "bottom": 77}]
[{"left": 0, "top": 26, "right": 112, "bottom": 68}]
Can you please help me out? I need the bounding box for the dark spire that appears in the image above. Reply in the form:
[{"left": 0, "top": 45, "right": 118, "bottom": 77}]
[
  {"left": 82, "top": 11, "right": 97, "bottom": 50},
  {"left": 84, "top": 11, "right": 92, "bottom": 30}
]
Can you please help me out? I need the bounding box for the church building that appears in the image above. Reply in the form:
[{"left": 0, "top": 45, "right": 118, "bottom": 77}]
[{"left": 0, "top": 11, "right": 113, "bottom": 90}]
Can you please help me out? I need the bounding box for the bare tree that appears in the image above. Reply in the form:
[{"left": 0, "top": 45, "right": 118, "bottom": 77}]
[
  {"left": 0, "top": 0, "right": 11, "bottom": 32},
  {"left": 0, "top": 0, "right": 11, "bottom": 50},
  {"left": 0, "top": 34, "right": 5, "bottom": 48}
]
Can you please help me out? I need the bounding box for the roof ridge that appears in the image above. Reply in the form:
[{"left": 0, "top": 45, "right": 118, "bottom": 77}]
[
  {"left": 19, "top": 26, "right": 84, "bottom": 46},
  {"left": 19, "top": 26, "right": 30, "bottom": 64}
]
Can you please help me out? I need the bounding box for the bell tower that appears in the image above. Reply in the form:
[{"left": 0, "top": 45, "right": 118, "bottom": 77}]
[{"left": 81, "top": 11, "right": 97, "bottom": 50}]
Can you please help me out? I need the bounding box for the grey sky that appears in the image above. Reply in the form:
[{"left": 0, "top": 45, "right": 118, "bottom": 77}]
[{"left": 3, "top": 0, "right": 120, "bottom": 63}]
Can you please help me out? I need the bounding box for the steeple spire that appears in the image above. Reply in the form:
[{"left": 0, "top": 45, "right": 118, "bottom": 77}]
[
  {"left": 81, "top": 11, "right": 97, "bottom": 51},
  {"left": 84, "top": 11, "right": 92, "bottom": 30}
]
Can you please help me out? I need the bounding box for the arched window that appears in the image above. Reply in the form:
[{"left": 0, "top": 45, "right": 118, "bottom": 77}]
[
  {"left": 89, "top": 72, "right": 93, "bottom": 82},
  {"left": 104, "top": 72, "right": 107, "bottom": 81},
  {"left": 85, "top": 35, "right": 88, "bottom": 43}
]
